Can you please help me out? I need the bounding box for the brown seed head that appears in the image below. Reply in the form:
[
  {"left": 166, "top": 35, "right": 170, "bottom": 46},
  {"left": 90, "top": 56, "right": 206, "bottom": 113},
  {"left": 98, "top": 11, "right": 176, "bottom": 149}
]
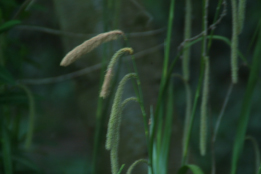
[
  {"left": 100, "top": 68, "right": 113, "bottom": 98},
  {"left": 60, "top": 30, "right": 124, "bottom": 66}
]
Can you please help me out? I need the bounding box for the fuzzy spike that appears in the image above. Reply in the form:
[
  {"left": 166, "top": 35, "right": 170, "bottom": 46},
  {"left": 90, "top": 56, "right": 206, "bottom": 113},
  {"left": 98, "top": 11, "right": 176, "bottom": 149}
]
[
  {"left": 105, "top": 73, "right": 137, "bottom": 174},
  {"left": 231, "top": 0, "right": 238, "bottom": 83},
  {"left": 60, "top": 30, "right": 124, "bottom": 66},
  {"left": 100, "top": 48, "right": 133, "bottom": 98},
  {"left": 105, "top": 73, "right": 137, "bottom": 150},
  {"left": 200, "top": 57, "right": 209, "bottom": 156}
]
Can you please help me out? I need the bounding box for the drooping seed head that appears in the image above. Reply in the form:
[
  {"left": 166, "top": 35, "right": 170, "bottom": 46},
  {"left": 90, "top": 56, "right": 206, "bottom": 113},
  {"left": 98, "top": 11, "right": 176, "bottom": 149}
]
[
  {"left": 60, "top": 30, "right": 124, "bottom": 66},
  {"left": 100, "top": 68, "right": 113, "bottom": 98},
  {"left": 105, "top": 73, "right": 137, "bottom": 150},
  {"left": 99, "top": 47, "right": 134, "bottom": 98},
  {"left": 108, "top": 47, "right": 133, "bottom": 69}
]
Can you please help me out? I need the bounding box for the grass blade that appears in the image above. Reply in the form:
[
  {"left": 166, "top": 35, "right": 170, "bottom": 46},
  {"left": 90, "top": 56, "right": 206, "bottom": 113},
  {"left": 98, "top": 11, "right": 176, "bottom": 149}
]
[
  {"left": 150, "top": 0, "right": 175, "bottom": 170},
  {"left": 245, "top": 136, "right": 260, "bottom": 174},
  {"left": 161, "top": 80, "right": 174, "bottom": 174},
  {"left": 182, "top": 0, "right": 192, "bottom": 81},
  {"left": 178, "top": 164, "right": 205, "bottom": 174},
  {"left": 230, "top": 22, "right": 261, "bottom": 174},
  {"left": 126, "top": 159, "right": 148, "bottom": 174},
  {"left": 117, "top": 164, "right": 125, "bottom": 174},
  {"left": 18, "top": 84, "right": 35, "bottom": 149}
]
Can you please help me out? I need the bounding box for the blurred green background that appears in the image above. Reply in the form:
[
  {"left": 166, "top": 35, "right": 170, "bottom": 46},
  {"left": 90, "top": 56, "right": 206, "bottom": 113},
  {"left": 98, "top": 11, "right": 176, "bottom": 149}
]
[{"left": 0, "top": 0, "right": 261, "bottom": 174}]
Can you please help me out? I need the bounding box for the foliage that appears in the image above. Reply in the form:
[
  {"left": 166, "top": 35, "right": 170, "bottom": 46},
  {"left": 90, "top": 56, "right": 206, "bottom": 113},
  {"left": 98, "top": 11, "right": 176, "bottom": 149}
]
[{"left": 0, "top": 0, "right": 261, "bottom": 174}]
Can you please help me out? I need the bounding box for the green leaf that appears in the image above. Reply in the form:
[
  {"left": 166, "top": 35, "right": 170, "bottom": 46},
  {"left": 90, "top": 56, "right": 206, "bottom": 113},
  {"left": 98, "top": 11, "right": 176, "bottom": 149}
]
[
  {"left": 117, "top": 164, "right": 125, "bottom": 174},
  {"left": 0, "top": 20, "right": 21, "bottom": 33},
  {"left": 0, "top": 66, "right": 15, "bottom": 85},
  {"left": 178, "top": 164, "right": 205, "bottom": 174}
]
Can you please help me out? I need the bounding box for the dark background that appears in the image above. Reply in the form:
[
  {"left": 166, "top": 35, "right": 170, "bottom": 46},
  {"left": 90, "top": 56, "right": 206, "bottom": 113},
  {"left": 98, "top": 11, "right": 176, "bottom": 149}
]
[{"left": 1, "top": 0, "right": 261, "bottom": 173}]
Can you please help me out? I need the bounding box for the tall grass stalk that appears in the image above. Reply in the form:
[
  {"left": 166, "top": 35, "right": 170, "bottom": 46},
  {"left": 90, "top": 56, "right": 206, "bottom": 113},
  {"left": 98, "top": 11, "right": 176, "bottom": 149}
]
[
  {"left": 230, "top": 22, "right": 261, "bottom": 174},
  {"left": 238, "top": 0, "right": 247, "bottom": 34},
  {"left": 200, "top": 57, "right": 209, "bottom": 156},
  {"left": 149, "top": 0, "right": 175, "bottom": 171},
  {"left": 213, "top": 84, "right": 233, "bottom": 142},
  {"left": 245, "top": 136, "right": 261, "bottom": 174},
  {"left": 182, "top": 0, "right": 192, "bottom": 82},
  {"left": 231, "top": 0, "right": 238, "bottom": 83},
  {"left": 92, "top": 0, "right": 122, "bottom": 171},
  {"left": 182, "top": 80, "right": 192, "bottom": 161},
  {"left": 211, "top": 83, "right": 233, "bottom": 174},
  {"left": 181, "top": 33, "right": 246, "bottom": 163},
  {"left": 162, "top": 81, "right": 174, "bottom": 174},
  {"left": 91, "top": 44, "right": 107, "bottom": 174},
  {"left": 181, "top": 67, "right": 204, "bottom": 164},
  {"left": 182, "top": 0, "right": 193, "bottom": 161},
  {"left": 207, "top": 0, "right": 224, "bottom": 51},
  {"left": 199, "top": 0, "right": 209, "bottom": 156}
]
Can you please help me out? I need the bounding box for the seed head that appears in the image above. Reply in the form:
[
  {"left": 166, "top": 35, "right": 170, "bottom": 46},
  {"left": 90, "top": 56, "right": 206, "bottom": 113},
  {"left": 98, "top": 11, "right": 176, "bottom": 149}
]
[
  {"left": 99, "top": 47, "right": 134, "bottom": 98},
  {"left": 60, "top": 30, "right": 124, "bottom": 66}
]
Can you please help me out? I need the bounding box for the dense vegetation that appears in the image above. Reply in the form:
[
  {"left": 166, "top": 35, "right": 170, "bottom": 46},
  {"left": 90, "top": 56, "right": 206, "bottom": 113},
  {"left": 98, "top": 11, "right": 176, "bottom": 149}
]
[{"left": 0, "top": 0, "right": 261, "bottom": 174}]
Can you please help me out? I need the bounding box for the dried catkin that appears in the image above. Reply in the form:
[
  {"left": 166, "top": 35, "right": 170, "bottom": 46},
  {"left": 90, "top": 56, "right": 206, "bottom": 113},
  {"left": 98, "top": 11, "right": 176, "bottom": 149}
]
[
  {"left": 100, "top": 68, "right": 113, "bottom": 98},
  {"left": 60, "top": 30, "right": 124, "bottom": 66},
  {"left": 100, "top": 48, "right": 133, "bottom": 98}
]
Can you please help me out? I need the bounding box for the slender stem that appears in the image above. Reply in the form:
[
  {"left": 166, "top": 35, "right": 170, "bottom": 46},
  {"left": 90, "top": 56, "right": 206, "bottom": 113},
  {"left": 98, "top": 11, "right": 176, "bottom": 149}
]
[
  {"left": 207, "top": 0, "right": 224, "bottom": 52},
  {"left": 200, "top": 57, "right": 209, "bottom": 156},
  {"left": 130, "top": 56, "right": 149, "bottom": 144},
  {"left": 231, "top": 0, "right": 238, "bottom": 83},
  {"left": 91, "top": 0, "right": 110, "bottom": 172},
  {"left": 183, "top": 0, "right": 192, "bottom": 81},
  {"left": 162, "top": 0, "right": 175, "bottom": 80},
  {"left": 150, "top": 50, "right": 181, "bottom": 170},
  {"left": 213, "top": 84, "right": 233, "bottom": 142},
  {"left": 211, "top": 83, "right": 233, "bottom": 174},
  {"left": 182, "top": 80, "right": 192, "bottom": 160},
  {"left": 150, "top": 0, "right": 175, "bottom": 172},
  {"left": 245, "top": 136, "right": 261, "bottom": 174},
  {"left": 181, "top": 68, "right": 204, "bottom": 165},
  {"left": 18, "top": 84, "right": 35, "bottom": 149}
]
